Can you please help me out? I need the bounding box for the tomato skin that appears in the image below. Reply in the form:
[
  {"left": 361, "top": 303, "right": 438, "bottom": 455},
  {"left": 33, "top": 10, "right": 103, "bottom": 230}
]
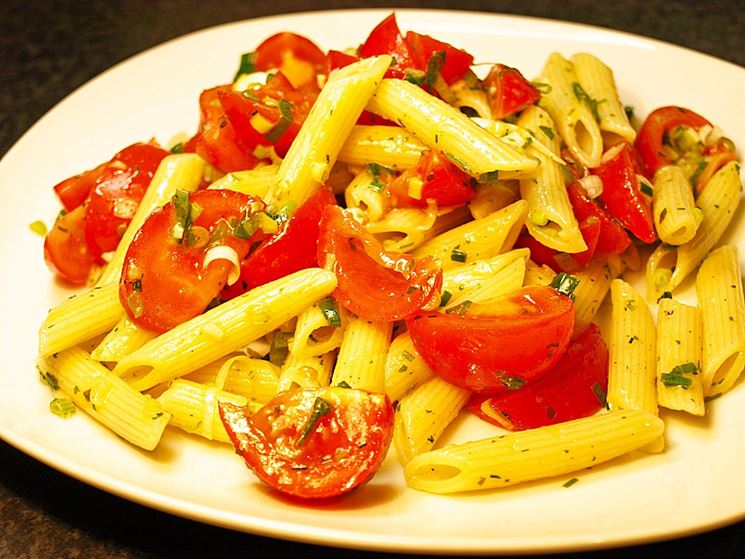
[
  {"left": 566, "top": 182, "right": 631, "bottom": 255},
  {"left": 83, "top": 143, "right": 169, "bottom": 260},
  {"left": 359, "top": 13, "right": 415, "bottom": 79},
  {"left": 324, "top": 49, "right": 359, "bottom": 75},
  {"left": 388, "top": 151, "right": 475, "bottom": 208},
  {"left": 44, "top": 205, "right": 97, "bottom": 285},
  {"left": 468, "top": 323, "right": 608, "bottom": 430},
  {"left": 317, "top": 206, "right": 442, "bottom": 322},
  {"left": 218, "top": 387, "right": 395, "bottom": 499},
  {"left": 404, "top": 31, "right": 474, "bottom": 85},
  {"left": 407, "top": 286, "right": 575, "bottom": 394},
  {"left": 253, "top": 32, "right": 326, "bottom": 74},
  {"left": 53, "top": 161, "right": 108, "bottom": 212},
  {"left": 120, "top": 190, "right": 264, "bottom": 332},
  {"left": 592, "top": 143, "right": 657, "bottom": 244},
  {"left": 223, "top": 187, "right": 337, "bottom": 298},
  {"left": 634, "top": 106, "right": 711, "bottom": 178},
  {"left": 484, "top": 64, "right": 541, "bottom": 120}
]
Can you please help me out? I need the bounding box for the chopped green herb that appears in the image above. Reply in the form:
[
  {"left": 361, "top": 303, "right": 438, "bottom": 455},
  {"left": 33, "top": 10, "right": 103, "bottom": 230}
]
[
  {"left": 624, "top": 105, "right": 635, "bottom": 120},
  {"left": 401, "top": 350, "right": 416, "bottom": 362},
  {"left": 439, "top": 290, "right": 453, "bottom": 307},
  {"left": 661, "top": 362, "right": 699, "bottom": 388},
  {"left": 336, "top": 380, "right": 352, "bottom": 389},
  {"left": 170, "top": 142, "right": 184, "bottom": 154},
  {"left": 171, "top": 189, "right": 193, "bottom": 243},
  {"left": 450, "top": 246, "right": 467, "bottom": 263},
  {"left": 233, "top": 51, "right": 256, "bottom": 80},
  {"left": 444, "top": 300, "right": 472, "bottom": 315},
  {"left": 38, "top": 369, "right": 60, "bottom": 391},
  {"left": 425, "top": 51, "right": 446, "bottom": 86},
  {"left": 269, "top": 332, "right": 290, "bottom": 365},
  {"left": 297, "top": 397, "right": 333, "bottom": 447},
  {"left": 404, "top": 69, "right": 426, "bottom": 86},
  {"left": 592, "top": 382, "right": 607, "bottom": 408},
  {"left": 264, "top": 99, "right": 294, "bottom": 143},
  {"left": 572, "top": 82, "right": 601, "bottom": 122},
  {"left": 538, "top": 125, "right": 554, "bottom": 139},
  {"left": 550, "top": 272, "right": 580, "bottom": 300},
  {"left": 498, "top": 372, "right": 526, "bottom": 391},
  {"left": 478, "top": 170, "right": 500, "bottom": 183},
  {"left": 563, "top": 477, "right": 579, "bottom": 488},
  {"left": 639, "top": 181, "right": 654, "bottom": 197},
  {"left": 657, "top": 291, "right": 673, "bottom": 302},
  {"left": 318, "top": 297, "right": 342, "bottom": 327},
  {"left": 50, "top": 398, "right": 76, "bottom": 418}
]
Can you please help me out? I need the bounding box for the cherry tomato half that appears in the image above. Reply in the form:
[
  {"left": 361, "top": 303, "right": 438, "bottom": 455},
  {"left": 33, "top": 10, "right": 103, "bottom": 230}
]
[
  {"left": 483, "top": 64, "right": 541, "bottom": 120},
  {"left": 388, "top": 150, "right": 475, "bottom": 208},
  {"left": 120, "top": 189, "right": 264, "bottom": 332},
  {"left": 407, "top": 286, "right": 575, "bottom": 394},
  {"left": 44, "top": 205, "right": 96, "bottom": 285},
  {"left": 317, "top": 206, "right": 442, "bottom": 322},
  {"left": 219, "top": 386, "right": 394, "bottom": 499}
]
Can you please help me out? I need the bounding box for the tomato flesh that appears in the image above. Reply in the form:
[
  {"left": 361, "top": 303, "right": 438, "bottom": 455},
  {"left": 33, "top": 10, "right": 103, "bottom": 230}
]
[
  {"left": 484, "top": 64, "right": 541, "bottom": 120},
  {"left": 120, "top": 189, "right": 264, "bottom": 332},
  {"left": 318, "top": 206, "right": 442, "bottom": 322},
  {"left": 388, "top": 150, "right": 475, "bottom": 208},
  {"left": 566, "top": 181, "right": 631, "bottom": 255},
  {"left": 219, "top": 387, "right": 394, "bottom": 499},
  {"left": 468, "top": 323, "right": 608, "bottom": 430},
  {"left": 44, "top": 205, "right": 96, "bottom": 285},
  {"left": 407, "top": 286, "right": 575, "bottom": 394}
]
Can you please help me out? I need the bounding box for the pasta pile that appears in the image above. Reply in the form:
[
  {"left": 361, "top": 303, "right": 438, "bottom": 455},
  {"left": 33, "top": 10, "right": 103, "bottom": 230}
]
[{"left": 36, "top": 34, "right": 744, "bottom": 497}]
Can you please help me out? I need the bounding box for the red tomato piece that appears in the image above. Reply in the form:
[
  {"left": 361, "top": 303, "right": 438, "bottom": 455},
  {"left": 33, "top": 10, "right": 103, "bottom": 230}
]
[
  {"left": 253, "top": 32, "right": 326, "bottom": 73},
  {"left": 514, "top": 231, "right": 563, "bottom": 273},
  {"left": 592, "top": 143, "right": 656, "bottom": 244},
  {"left": 388, "top": 151, "right": 475, "bottom": 208},
  {"left": 44, "top": 205, "right": 96, "bottom": 285},
  {"left": 359, "top": 13, "right": 416, "bottom": 79},
  {"left": 404, "top": 31, "right": 474, "bottom": 85},
  {"left": 484, "top": 64, "right": 541, "bottom": 120},
  {"left": 84, "top": 143, "right": 169, "bottom": 260},
  {"left": 634, "top": 106, "right": 711, "bottom": 178},
  {"left": 120, "top": 190, "right": 264, "bottom": 332},
  {"left": 571, "top": 216, "right": 602, "bottom": 267},
  {"left": 223, "top": 187, "right": 337, "bottom": 298},
  {"left": 219, "top": 387, "right": 394, "bottom": 499},
  {"left": 317, "top": 206, "right": 442, "bottom": 322},
  {"left": 566, "top": 181, "right": 632, "bottom": 255},
  {"left": 324, "top": 49, "right": 359, "bottom": 75},
  {"left": 407, "top": 286, "right": 575, "bottom": 394},
  {"left": 52, "top": 160, "right": 108, "bottom": 212},
  {"left": 468, "top": 323, "right": 608, "bottom": 430}
]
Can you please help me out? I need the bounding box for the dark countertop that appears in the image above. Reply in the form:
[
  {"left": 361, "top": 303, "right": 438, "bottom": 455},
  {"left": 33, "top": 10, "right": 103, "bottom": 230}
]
[{"left": 1, "top": 1, "right": 743, "bottom": 557}]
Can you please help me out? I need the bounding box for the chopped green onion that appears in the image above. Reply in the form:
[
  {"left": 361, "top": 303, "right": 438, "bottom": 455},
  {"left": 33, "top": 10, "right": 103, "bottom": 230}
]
[
  {"left": 562, "top": 477, "right": 579, "bottom": 488},
  {"left": 318, "top": 297, "right": 342, "bottom": 327},
  {"left": 639, "top": 181, "right": 654, "bottom": 197},
  {"left": 445, "top": 300, "right": 472, "bottom": 315},
  {"left": 38, "top": 369, "right": 60, "bottom": 391},
  {"left": 233, "top": 51, "right": 256, "bottom": 81},
  {"left": 401, "top": 350, "right": 416, "bottom": 362},
  {"left": 439, "top": 290, "right": 453, "bottom": 307},
  {"left": 267, "top": 199, "right": 298, "bottom": 223},
  {"left": 624, "top": 105, "right": 635, "bottom": 120},
  {"left": 450, "top": 246, "right": 467, "bottom": 263},
  {"left": 50, "top": 397, "right": 76, "bottom": 418},
  {"left": 170, "top": 142, "right": 184, "bottom": 154},
  {"left": 337, "top": 380, "right": 352, "bottom": 389},
  {"left": 404, "top": 69, "right": 426, "bottom": 86},
  {"left": 592, "top": 382, "right": 608, "bottom": 408},
  {"left": 572, "top": 82, "right": 600, "bottom": 123},
  {"left": 550, "top": 272, "right": 580, "bottom": 300},
  {"left": 661, "top": 362, "right": 699, "bottom": 388},
  {"left": 264, "top": 99, "right": 294, "bottom": 143},
  {"left": 478, "top": 170, "right": 500, "bottom": 184},
  {"left": 538, "top": 125, "right": 554, "bottom": 140},
  {"left": 29, "top": 220, "right": 48, "bottom": 236},
  {"left": 297, "top": 397, "right": 333, "bottom": 447},
  {"left": 171, "top": 189, "right": 193, "bottom": 243},
  {"left": 498, "top": 373, "right": 526, "bottom": 391},
  {"left": 425, "top": 51, "right": 446, "bottom": 87}
]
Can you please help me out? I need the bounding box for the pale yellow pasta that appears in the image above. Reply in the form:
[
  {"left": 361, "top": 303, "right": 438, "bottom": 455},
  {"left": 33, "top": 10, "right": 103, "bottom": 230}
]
[
  {"left": 91, "top": 316, "right": 157, "bottom": 362},
  {"left": 441, "top": 249, "right": 530, "bottom": 296},
  {"left": 468, "top": 181, "right": 519, "bottom": 220},
  {"left": 384, "top": 332, "right": 434, "bottom": 402},
  {"left": 517, "top": 105, "right": 586, "bottom": 253},
  {"left": 184, "top": 355, "right": 281, "bottom": 404},
  {"left": 450, "top": 71, "right": 493, "bottom": 120},
  {"left": 655, "top": 298, "right": 704, "bottom": 415},
  {"left": 646, "top": 161, "right": 741, "bottom": 298},
  {"left": 523, "top": 260, "right": 557, "bottom": 287},
  {"left": 265, "top": 55, "right": 392, "bottom": 207},
  {"left": 404, "top": 410, "right": 664, "bottom": 493},
  {"left": 366, "top": 206, "right": 438, "bottom": 253},
  {"left": 571, "top": 53, "right": 636, "bottom": 144},
  {"left": 113, "top": 268, "right": 337, "bottom": 391},
  {"left": 572, "top": 260, "right": 615, "bottom": 330},
  {"left": 278, "top": 352, "right": 335, "bottom": 391},
  {"left": 344, "top": 166, "right": 390, "bottom": 223},
  {"left": 447, "top": 257, "right": 526, "bottom": 308},
  {"left": 366, "top": 79, "right": 538, "bottom": 176},
  {"left": 289, "top": 299, "right": 346, "bottom": 359},
  {"left": 332, "top": 316, "right": 392, "bottom": 392},
  {"left": 337, "top": 125, "right": 425, "bottom": 170},
  {"left": 394, "top": 376, "right": 470, "bottom": 465},
  {"left": 206, "top": 164, "right": 279, "bottom": 198},
  {"left": 39, "top": 284, "right": 124, "bottom": 357},
  {"left": 38, "top": 347, "right": 170, "bottom": 451},
  {"left": 696, "top": 245, "right": 745, "bottom": 397},
  {"left": 156, "top": 379, "right": 250, "bottom": 443},
  {"left": 608, "top": 280, "right": 661, "bottom": 452},
  {"left": 652, "top": 165, "right": 701, "bottom": 245},
  {"left": 413, "top": 199, "right": 527, "bottom": 270},
  {"left": 538, "top": 53, "right": 603, "bottom": 168}
]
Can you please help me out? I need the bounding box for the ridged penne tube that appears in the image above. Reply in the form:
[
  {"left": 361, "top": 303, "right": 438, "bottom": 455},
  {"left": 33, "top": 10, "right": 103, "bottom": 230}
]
[
  {"left": 184, "top": 355, "right": 280, "bottom": 404},
  {"left": 344, "top": 166, "right": 390, "bottom": 223},
  {"left": 332, "top": 317, "right": 392, "bottom": 392},
  {"left": 112, "top": 268, "right": 337, "bottom": 391},
  {"left": 264, "top": 55, "right": 392, "bottom": 207},
  {"left": 468, "top": 181, "right": 519, "bottom": 220},
  {"left": 337, "top": 125, "right": 425, "bottom": 170},
  {"left": 413, "top": 199, "right": 527, "bottom": 270},
  {"left": 278, "top": 352, "right": 335, "bottom": 391},
  {"left": 572, "top": 260, "right": 614, "bottom": 330},
  {"left": 517, "top": 106, "right": 586, "bottom": 253},
  {"left": 571, "top": 53, "right": 636, "bottom": 144},
  {"left": 655, "top": 299, "right": 704, "bottom": 415},
  {"left": 39, "top": 284, "right": 124, "bottom": 357},
  {"left": 404, "top": 409, "right": 664, "bottom": 493},
  {"left": 156, "top": 379, "right": 250, "bottom": 443},
  {"left": 38, "top": 347, "right": 170, "bottom": 451},
  {"left": 91, "top": 315, "right": 157, "bottom": 362},
  {"left": 206, "top": 164, "right": 278, "bottom": 198},
  {"left": 289, "top": 299, "right": 347, "bottom": 359},
  {"left": 441, "top": 249, "right": 530, "bottom": 296},
  {"left": 608, "top": 280, "right": 659, "bottom": 429},
  {"left": 538, "top": 53, "right": 603, "bottom": 168},
  {"left": 98, "top": 153, "right": 206, "bottom": 285},
  {"left": 447, "top": 258, "right": 526, "bottom": 308},
  {"left": 646, "top": 161, "right": 741, "bottom": 298},
  {"left": 384, "top": 332, "right": 434, "bottom": 402},
  {"left": 696, "top": 245, "right": 745, "bottom": 397},
  {"left": 367, "top": 206, "right": 438, "bottom": 252},
  {"left": 523, "top": 260, "right": 557, "bottom": 287},
  {"left": 652, "top": 165, "right": 701, "bottom": 246},
  {"left": 394, "top": 376, "right": 470, "bottom": 465},
  {"left": 366, "top": 79, "right": 538, "bottom": 176}
]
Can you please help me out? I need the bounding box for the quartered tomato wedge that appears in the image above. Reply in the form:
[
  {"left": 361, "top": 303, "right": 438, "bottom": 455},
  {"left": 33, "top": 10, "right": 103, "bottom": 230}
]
[
  {"left": 219, "top": 387, "right": 395, "bottom": 499},
  {"left": 359, "top": 13, "right": 416, "bottom": 79},
  {"left": 407, "top": 286, "right": 575, "bottom": 394},
  {"left": 468, "top": 323, "right": 609, "bottom": 430},
  {"left": 223, "top": 187, "right": 337, "bottom": 298},
  {"left": 317, "top": 206, "right": 442, "bottom": 322},
  {"left": 483, "top": 64, "right": 541, "bottom": 120},
  {"left": 253, "top": 32, "right": 325, "bottom": 89},
  {"left": 404, "top": 31, "right": 474, "bottom": 85},
  {"left": 388, "top": 150, "right": 475, "bottom": 208},
  {"left": 53, "top": 160, "right": 109, "bottom": 212},
  {"left": 566, "top": 181, "right": 631, "bottom": 255},
  {"left": 120, "top": 189, "right": 265, "bottom": 332},
  {"left": 44, "top": 205, "right": 97, "bottom": 285}
]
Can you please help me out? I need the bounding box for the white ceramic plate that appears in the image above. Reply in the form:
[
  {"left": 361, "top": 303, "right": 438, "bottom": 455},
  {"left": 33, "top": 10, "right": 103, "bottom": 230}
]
[{"left": 1, "top": 9, "right": 744, "bottom": 554}]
